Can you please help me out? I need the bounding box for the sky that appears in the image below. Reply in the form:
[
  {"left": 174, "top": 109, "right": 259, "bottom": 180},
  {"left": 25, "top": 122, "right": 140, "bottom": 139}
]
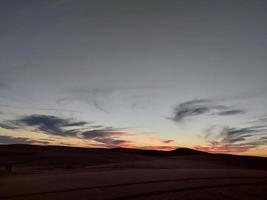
[{"left": 0, "top": 0, "right": 267, "bottom": 156}]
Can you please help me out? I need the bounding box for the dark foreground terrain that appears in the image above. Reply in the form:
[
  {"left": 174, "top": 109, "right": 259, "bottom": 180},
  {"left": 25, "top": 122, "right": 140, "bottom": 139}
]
[{"left": 0, "top": 144, "right": 267, "bottom": 200}]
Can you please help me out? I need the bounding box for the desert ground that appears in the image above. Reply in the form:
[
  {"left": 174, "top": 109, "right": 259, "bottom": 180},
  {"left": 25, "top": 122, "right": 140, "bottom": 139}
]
[{"left": 0, "top": 145, "right": 267, "bottom": 200}]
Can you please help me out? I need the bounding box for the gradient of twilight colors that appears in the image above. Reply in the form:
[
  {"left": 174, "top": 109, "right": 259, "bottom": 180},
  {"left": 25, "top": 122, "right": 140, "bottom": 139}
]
[{"left": 0, "top": 0, "right": 267, "bottom": 156}]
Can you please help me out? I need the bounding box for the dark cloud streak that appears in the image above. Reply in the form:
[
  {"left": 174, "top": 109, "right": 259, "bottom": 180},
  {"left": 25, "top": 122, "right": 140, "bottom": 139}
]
[
  {"left": 0, "top": 104, "right": 80, "bottom": 113},
  {"left": 0, "top": 114, "right": 132, "bottom": 148},
  {"left": 0, "top": 135, "right": 32, "bottom": 144},
  {"left": 0, "top": 115, "right": 88, "bottom": 136},
  {"left": 217, "top": 110, "right": 245, "bottom": 116},
  {"left": 170, "top": 99, "right": 245, "bottom": 122},
  {"left": 196, "top": 125, "right": 267, "bottom": 153}
]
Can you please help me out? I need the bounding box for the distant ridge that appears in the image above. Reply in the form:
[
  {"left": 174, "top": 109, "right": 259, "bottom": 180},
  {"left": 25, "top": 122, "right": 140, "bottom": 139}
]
[
  {"left": 111, "top": 147, "right": 208, "bottom": 156},
  {"left": 170, "top": 147, "right": 209, "bottom": 155},
  {"left": 1, "top": 144, "right": 267, "bottom": 171}
]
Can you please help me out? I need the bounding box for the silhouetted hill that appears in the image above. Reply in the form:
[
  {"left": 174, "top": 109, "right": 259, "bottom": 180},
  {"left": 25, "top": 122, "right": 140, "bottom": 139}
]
[
  {"left": 170, "top": 147, "right": 209, "bottom": 155},
  {"left": 0, "top": 144, "right": 267, "bottom": 172},
  {"left": 111, "top": 147, "right": 208, "bottom": 156}
]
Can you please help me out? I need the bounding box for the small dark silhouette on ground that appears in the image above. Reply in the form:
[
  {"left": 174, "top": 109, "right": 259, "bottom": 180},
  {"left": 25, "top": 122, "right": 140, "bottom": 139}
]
[{"left": 4, "top": 164, "right": 13, "bottom": 173}]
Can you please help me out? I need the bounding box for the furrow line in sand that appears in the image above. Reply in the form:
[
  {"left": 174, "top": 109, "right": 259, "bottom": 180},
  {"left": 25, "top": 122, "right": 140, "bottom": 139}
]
[
  {"left": 107, "top": 181, "right": 267, "bottom": 200},
  {"left": 1, "top": 176, "right": 267, "bottom": 199}
]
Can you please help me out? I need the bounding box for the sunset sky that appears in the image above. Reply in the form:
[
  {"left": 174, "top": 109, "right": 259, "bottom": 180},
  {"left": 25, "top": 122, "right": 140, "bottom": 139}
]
[{"left": 0, "top": 0, "right": 267, "bottom": 156}]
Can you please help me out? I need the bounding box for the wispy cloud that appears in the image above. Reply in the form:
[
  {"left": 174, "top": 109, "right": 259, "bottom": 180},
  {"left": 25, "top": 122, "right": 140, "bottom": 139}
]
[
  {"left": 56, "top": 87, "right": 113, "bottom": 113},
  {"left": 195, "top": 125, "right": 267, "bottom": 153},
  {"left": 92, "top": 100, "right": 108, "bottom": 113},
  {"left": 217, "top": 110, "right": 245, "bottom": 116},
  {"left": 0, "top": 135, "right": 32, "bottom": 144},
  {"left": 0, "top": 122, "right": 19, "bottom": 130},
  {"left": 81, "top": 128, "right": 133, "bottom": 147},
  {"left": 219, "top": 126, "right": 266, "bottom": 144},
  {"left": 0, "top": 135, "right": 50, "bottom": 145},
  {"left": 0, "top": 114, "right": 133, "bottom": 148},
  {"left": 0, "top": 114, "right": 88, "bottom": 136},
  {"left": 82, "top": 129, "right": 125, "bottom": 139},
  {"left": 0, "top": 104, "right": 80, "bottom": 113},
  {"left": 162, "top": 139, "right": 174, "bottom": 144},
  {"left": 0, "top": 114, "right": 178, "bottom": 149},
  {"left": 57, "top": 84, "right": 172, "bottom": 113},
  {"left": 169, "top": 99, "right": 245, "bottom": 123},
  {"left": 93, "top": 137, "right": 134, "bottom": 148}
]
